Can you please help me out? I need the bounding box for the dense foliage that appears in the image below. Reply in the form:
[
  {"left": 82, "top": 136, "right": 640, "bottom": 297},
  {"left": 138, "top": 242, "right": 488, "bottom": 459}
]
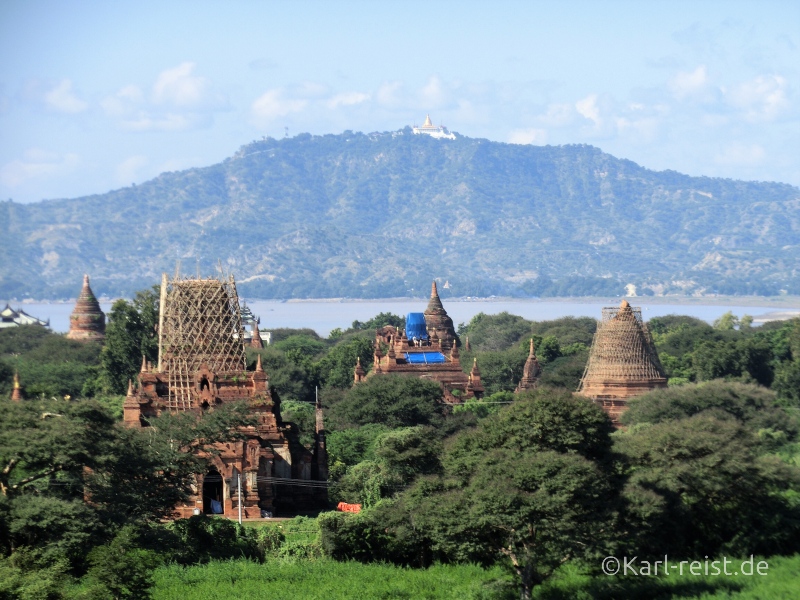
[
  {"left": 4, "top": 131, "right": 800, "bottom": 300},
  {"left": 4, "top": 305, "right": 800, "bottom": 599}
]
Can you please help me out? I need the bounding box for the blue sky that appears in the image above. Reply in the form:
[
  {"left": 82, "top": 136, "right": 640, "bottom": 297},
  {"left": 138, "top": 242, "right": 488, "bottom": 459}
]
[{"left": 1, "top": 1, "right": 798, "bottom": 203}]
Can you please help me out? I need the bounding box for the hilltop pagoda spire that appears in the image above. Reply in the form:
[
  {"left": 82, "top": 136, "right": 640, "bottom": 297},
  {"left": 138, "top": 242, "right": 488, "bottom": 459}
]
[{"left": 67, "top": 274, "right": 106, "bottom": 343}]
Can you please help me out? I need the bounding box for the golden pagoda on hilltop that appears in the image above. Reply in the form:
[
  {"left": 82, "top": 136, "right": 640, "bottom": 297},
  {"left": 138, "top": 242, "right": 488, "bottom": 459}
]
[
  {"left": 577, "top": 300, "right": 667, "bottom": 423},
  {"left": 412, "top": 114, "right": 456, "bottom": 139}
]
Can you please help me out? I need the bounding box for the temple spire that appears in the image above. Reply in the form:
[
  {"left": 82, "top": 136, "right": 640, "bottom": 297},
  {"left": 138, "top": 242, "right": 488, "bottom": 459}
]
[
  {"left": 255, "top": 353, "right": 264, "bottom": 373},
  {"left": 315, "top": 390, "right": 324, "bottom": 434},
  {"left": 424, "top": 279, "right": 456, "bottom": 352},
  {"left": 126, "top": 379, "right": 134, "bottom": 397},
  {"left": 250, "top": 319, "right": 264, "bottom": 349},
  {"left": 515, "top": 338, "right": 541, "bottom": 393},
  {"left": 11, "top": 371, "right": 23, "bottom": 401},
  {"left": 354, "top": 356, "right": 366, "bottom": 383}
]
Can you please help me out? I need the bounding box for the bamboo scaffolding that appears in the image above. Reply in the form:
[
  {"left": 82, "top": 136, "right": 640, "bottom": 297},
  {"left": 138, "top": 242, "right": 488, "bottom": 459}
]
[{"left": 158, "top": 275, "right": 247, "bottom": 411}]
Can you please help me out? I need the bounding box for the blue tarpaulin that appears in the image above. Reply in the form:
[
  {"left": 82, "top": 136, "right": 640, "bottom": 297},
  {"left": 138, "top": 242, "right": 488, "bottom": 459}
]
[
  {"left": 404, "top": 352, "right": 446, "bottom": 364},
  {"left": 406, "top": 313, "right": 428, "bottom": 340}
]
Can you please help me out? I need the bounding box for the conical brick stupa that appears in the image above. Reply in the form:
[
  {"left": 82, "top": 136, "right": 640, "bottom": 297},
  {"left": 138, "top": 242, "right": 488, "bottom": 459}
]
[
  {"left": 67, "top": 275, "right": 106, "bottom": 343},
  {"left": 577, "top": 300, "right": 667, "bottom": 423},
  {"left": 423, "top": 281, "right": 457, "bottom": 353}
]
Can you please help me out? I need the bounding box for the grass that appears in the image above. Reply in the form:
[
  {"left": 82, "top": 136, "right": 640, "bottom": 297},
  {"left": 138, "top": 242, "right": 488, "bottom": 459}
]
[
  {"left": 151, "top": 554, "right": 800, "bottom": 600},
  {"left": 151, "top": 560, "right": 514, "bottom": 600},
  {"left": 532, "top": 554, "right": 800, "bottom": 599}
]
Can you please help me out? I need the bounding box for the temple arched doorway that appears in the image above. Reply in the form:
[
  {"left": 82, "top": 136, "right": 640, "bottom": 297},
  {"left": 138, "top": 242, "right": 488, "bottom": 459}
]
[{"left": 202, "top": 468, "right": 224, "bottom": 514}]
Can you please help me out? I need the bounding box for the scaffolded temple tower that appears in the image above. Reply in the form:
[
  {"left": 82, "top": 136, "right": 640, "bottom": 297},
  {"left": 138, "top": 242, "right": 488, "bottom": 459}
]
[
  {"left": 124, "top": 273, "right": 326, "bottom": 517},
  {"left": 577, "top": 300, "right": 667, "bottom": 423},
  {"left": 157, "top": 274, "right": 248, "bottom": 411}
]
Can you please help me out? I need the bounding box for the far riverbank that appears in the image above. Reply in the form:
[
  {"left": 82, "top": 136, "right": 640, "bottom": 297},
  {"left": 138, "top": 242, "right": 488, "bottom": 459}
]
[{"left": 7, "top": 296, "right": 800, "bottom": 338}]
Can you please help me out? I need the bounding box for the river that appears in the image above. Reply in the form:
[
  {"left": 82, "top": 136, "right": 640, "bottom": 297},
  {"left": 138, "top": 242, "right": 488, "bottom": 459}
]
[{"left": 9, "top": 298, "right": 800, "bottom": 337}]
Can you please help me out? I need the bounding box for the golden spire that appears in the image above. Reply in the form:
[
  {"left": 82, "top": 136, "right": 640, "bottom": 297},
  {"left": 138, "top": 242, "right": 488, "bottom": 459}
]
[
  {"left": 423, "top": 114, "right": 433, "bottom": 127},
  {"left": 11, "top": 372, "right": 22, "bottom": 401}
]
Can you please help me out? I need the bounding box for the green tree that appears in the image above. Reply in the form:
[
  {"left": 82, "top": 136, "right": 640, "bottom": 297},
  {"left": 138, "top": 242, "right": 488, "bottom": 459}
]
[
  {"left": 615, "top": 415, "right": 800, "bottom": 557},
  {"left": 326, "top": 375, "right": 443, "bottom": 429},
  {"left": 84, "top": 525, "right": 159, "bottom": 600},
  {"left": 97, "top": 287, "right": 159, "bottom": 395},
  {"left": 621, "top": 380, "right": 798, "bottom": 438},
  {"left": 316, "top": 335, "right": 374, "bottom": 389},
  {"left": 0, "top": 397, "right": 252, "bottom": 574},
  {"left": 427, "top": 450, "right": 612, "bottom": 599},
  {"left": 713, "top": 311, "right": 740, "bottom": 330},
  {"left": 773, "top": 359, "right": 800, "bottom": 407},
  {"left": 0, "top": 326, "right": 102, "bottom": 399},
  {"left": 460, "top": 312, "right": 532, "bottom": 352},
  {"left": 409, "top": 391, "right": 616, "bottom": 599},
  {"left": 350, "top": 312, "right": 405, "bottom": 331}
]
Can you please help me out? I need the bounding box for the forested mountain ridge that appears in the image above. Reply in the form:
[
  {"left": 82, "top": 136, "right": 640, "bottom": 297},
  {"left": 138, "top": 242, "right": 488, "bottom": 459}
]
[{"left": 1, "top": 128, "right": 798, "bottom": 300}]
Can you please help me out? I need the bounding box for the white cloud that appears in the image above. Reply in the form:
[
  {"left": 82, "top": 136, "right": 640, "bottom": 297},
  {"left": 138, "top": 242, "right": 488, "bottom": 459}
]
[
  {"left": 0, "top": 149, "right": 80, "bottom": 188},
  {"left": 296, "top": 81, "right": 329, "bottom": 98},
  {"left": 43, "top": 80, "right": 88, "bottom": 113},
  {"left": 669, "top": 65, "right": 710, "bottom": 100},
  {"left": 538, "top": 103, "right": 576, "bottom": 127},
  {"left": 251, "top": 89, "right": 308, "bottom": 124},
  {"left": 120, "top": 113, "right": 201, "bottom": 132},
  {"left": 714, "top": 142, "right": 766, "bottom": 167},
  {"left": 726, "top": 75, "right": 789, "bottom": 121},
  {"left": 418, "top": 76, "right": 449, "bottom": 109},
  {"left": 115, "top": 155, "right": 149, "bottom": 184},
  {"left": 508, "top": 128, "right": 548, "bottom": 145},
  {"left": 152, "top": 62, "right": 209, "bottom": 107},
  {"left": 575, "top": 94, "right": 601, "bottom": 124},
  {"left": 100, "top": 85, "right": 144, "bottom": 117},
  {"left": 376, "top": 81, "right": 403, "bottom": 108},
  {"left": 326, "top": 91, "right": 370, "bottom": 109},
  {"left": 101, "top": 63, "right": 226, "bottom": 132}
]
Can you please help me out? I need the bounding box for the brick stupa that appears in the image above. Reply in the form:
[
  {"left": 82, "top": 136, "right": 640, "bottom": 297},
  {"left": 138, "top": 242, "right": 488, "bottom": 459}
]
[
  {"left": 577, "top": 300, "right": 667, "bottom": 423},
  {"left": 423, "top": 281, "right": 457, "bottom": 353},
  {"left": 515, "top": 339, "right": 542, "bottom": 393},
  {"left": 67, "top": 275, "right": 106, "bottom": 343}
]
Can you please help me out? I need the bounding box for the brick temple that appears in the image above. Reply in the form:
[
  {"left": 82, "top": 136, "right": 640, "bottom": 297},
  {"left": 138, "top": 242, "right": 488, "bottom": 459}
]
[
  {"left": 577, "top": 300, "right": 667, "bottom": 423},
  {"left": 123, "top": 274, "right": 326, "bottom": 517},
  {"left": 365, "top": 281, "right": 484, "bottom": 401}
]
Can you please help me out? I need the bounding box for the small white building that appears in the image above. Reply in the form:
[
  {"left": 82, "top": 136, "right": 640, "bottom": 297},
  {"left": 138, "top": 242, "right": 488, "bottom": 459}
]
[
  {"left": 412, "top": 115, "right": 456, "bottom": 140},
  {"left": 0, "top": 304, "right": 49, "bottom": 329}
]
